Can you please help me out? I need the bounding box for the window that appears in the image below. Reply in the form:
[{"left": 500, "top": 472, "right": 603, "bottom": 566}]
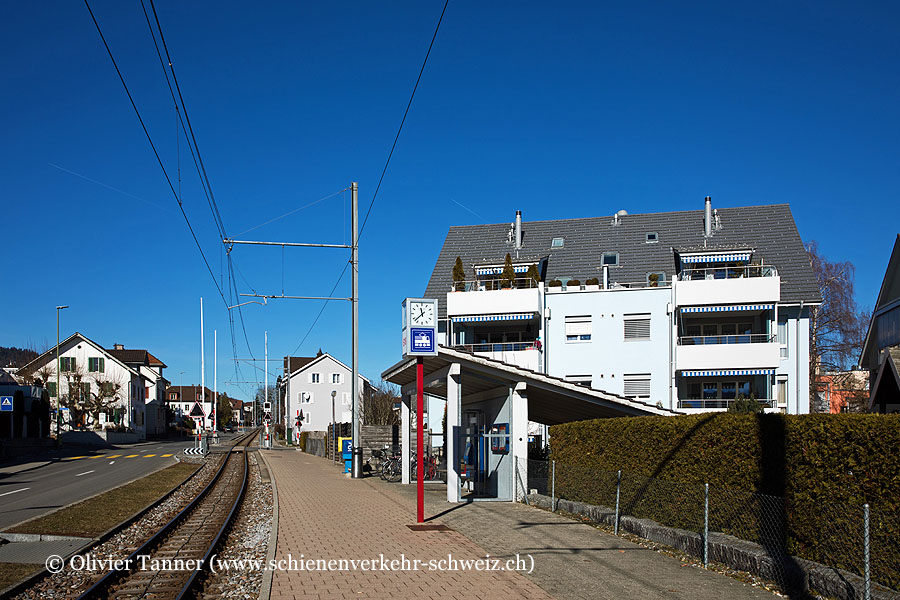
[
  {"left": 601, "top": 252, "right": 619, "bottom": 266},
  {"left": 776, "top": 377, "right": 788, "bottom": 407},
  {"left": 342, "top": 392, "right": 351, "bottom": 406},
  {"left": 88, "top": 357, "right": 105, "bottom": 373},
  {"left": 331, "top": 373, "right": 342, "bottom": 384},
  {"left": 60, "top": 357, "right": 76, "bottom": 372},
  {"left": 551, "top": 237, "right": 565, "bottom": 248},
  {"left": 170, "top": 392, "right": 178, "bottom": 401},
  {"left": 646, "top": 232, "right": 658, "bottom": 243},
  {"left": 624, "top": 314, "right": 651, "bottom": 340},
  {"left": 777, "top": 320, "right": 788, "bottom": 359},
  {"left": 300, "top": 391, "right": 313, "bottom": 404},
  {"left": 48, "top": 382, "right": 57, "bottom": 397},
  {"left": 624, "top": 375, "right": 651, "bottom": 398},
  {"left": 310, "top": 373, "right": 321, "bottom": 384},
  {"left": 876, "top": 305, "right": 900, "bottom": 350},
  {"left": 101, "top": 382, "right": 115, "bottom": 396},
  {"left": 565, "top": 315, "right": 592, "bottom": 342}
]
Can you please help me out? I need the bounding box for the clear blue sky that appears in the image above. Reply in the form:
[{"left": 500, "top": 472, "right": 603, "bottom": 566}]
[{"left": 2, "top": 1, "right": 898, "bottom": 401}]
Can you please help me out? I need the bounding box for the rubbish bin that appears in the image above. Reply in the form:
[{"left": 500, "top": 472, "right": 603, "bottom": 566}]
[{"left": 339, "top": 437, "right": 352, "bottom": 473}]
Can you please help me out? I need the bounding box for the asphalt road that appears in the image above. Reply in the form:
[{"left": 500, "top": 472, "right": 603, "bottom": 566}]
[{"left": 0, "top": 433, "right": 243, "bottom": 531}]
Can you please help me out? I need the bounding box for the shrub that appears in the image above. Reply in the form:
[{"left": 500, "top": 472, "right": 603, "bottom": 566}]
[
  {"left": 299, "top": 430, "right": 309, "bottom": 451},
  {"left": 452, "top": 256, "right": 466, "bottom": 291},
  {"left": 727, "top": 395, "right": 764, "bottom": 414},
  {"left": 525, "top": 264, "right": 541, "bottom": 286},
  {"left": 567, "top": 279, "right": 581, "bottom": 288},
  {"left": 548, "top": 279, "right": 562, "bottom": 287},
  {"left": 585, "top": 277, "right": 600, "bottom": 286},
  {"left": 500, "top": 253, "right": 516, "bottom": 288}
]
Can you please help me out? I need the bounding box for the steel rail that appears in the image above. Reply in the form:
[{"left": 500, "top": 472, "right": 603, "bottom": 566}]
[{"left": 76, "top": 429, "right": 259, "bottom": 600}]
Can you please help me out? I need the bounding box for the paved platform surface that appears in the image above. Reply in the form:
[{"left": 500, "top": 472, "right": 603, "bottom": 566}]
[
  {"left": 0, "top": 537, "right": 91, "bottom": 564},
  {"left": 263, "top": 451, "right": 779, "bottom": 600},
  {"left": 263, "top": 450, "right": 552, "bottom": 600}
]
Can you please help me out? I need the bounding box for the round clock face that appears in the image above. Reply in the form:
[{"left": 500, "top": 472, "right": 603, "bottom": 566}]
[{"left": 410, "top": 302, "right": 434, "bottom": 326}]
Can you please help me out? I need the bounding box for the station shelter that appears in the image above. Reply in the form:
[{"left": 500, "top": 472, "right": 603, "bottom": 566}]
[{"left": 382, "top": 346, "right": 675, "bottom": 503}]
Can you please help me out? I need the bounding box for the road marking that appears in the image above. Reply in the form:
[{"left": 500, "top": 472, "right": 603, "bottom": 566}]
[
  {"left": 90, "top": 455, "right": 106, "bottom": 459},
  {"left": 124, "top": 454, "right": 139, "bottom": 458},
  {"left": 67, "top": 456, "right": 87, "bottom": 460},
  {"left": 107, "top": 454, "right": 122, "bottom": 458},
  {"left": 0, "top": 488, "right": 30, "bottom": 497},
  {"left": 143, "top": 454, "right": 156, "bottom": 458},
  {"left": 161, "top": 454, "right": 173, "bottom": 457},
  {"left": 75, "top": 470, "right": 94, "bottom": 477},
  {"left": 109, "top": 461, "right": 115, "bottom": 465}
]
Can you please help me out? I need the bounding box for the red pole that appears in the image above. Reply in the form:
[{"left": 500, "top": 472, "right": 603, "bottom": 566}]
[{"left": 417, "top": 357, "right": 424, "bottom": 523}]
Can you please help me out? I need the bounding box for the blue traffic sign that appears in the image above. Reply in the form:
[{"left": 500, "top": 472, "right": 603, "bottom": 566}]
[
  {"left": 409, "top": 328, "right": 435, "bottom": 353},
  {"left": 0, "top": 396, "right": 12, "bottom": 412}
]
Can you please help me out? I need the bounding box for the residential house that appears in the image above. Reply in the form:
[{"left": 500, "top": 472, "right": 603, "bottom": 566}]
[
  {"left": 165, "top": 385, "right": 215, "bottom": 430},
  {"left": 283, "top": 352, "right": 372, "bottom": 441},
  {"left": 107, "top": 344, "right": 169, "bottom": 437},
  {"left": 859, "top": 234, "right": 900, "bottom": 413},
  {"left": 424, "top": 199, "right": 821, "bottom": 414},
  {"left": 15, "top": 332, "right": 150, "bottom": 438}
]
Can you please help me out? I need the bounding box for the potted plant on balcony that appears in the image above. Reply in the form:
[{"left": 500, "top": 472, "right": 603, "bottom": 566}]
[
  {"left": 525, "top": 264, "right": 541, "bottom": 288},
  {"left": 648, "top": 272, "right": 660, "bottom": 287},
  {"left": 585, "top": 277, "right": 600, "bottom": 290},
  {"left": 500, "top": 253, "right": 516, "bottom": 289},
  {"left": 567, "top": 279, "right": 581, "bottom": 291},
  {"left": 548, "top": 279, "right": 563, "bottom": 292},
  {"left": 452, "top": 256, "right": 466, "bottom": 292}
]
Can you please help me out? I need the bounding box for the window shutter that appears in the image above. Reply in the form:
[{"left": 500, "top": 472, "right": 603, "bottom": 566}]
[
  {"left": 100, "top": 357, "right": 105, "bottom": 373},
  {"left": 565, "top": 316, "right": 592, "bottom": 336},
  {"left": 624, "top": 316, "right": 651, "bottom": 340},
  {"left": 71, "top": 357, "right": 76, "bottom": 371},
  {"left": 623, "top": 376, "right": 651, "bottom": 398}
]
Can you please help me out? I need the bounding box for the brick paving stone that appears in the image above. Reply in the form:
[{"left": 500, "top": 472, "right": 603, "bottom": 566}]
[{"left": 263, "top": 450, "right": 554, "bottom": 600}]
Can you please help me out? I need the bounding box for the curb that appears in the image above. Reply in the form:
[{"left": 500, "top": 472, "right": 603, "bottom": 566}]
[{"left": 258, "top": 450, "right": 279, "bottom": 600}]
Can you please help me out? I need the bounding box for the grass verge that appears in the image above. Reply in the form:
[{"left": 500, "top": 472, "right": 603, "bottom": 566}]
[
  {"left": 0, "top": 563, "right": 42, "bottom": 590},
  {"left": 5, "top": 462, "right": 199, "bottom": 538}
]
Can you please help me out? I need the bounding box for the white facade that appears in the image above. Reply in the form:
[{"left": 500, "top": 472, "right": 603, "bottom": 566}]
[
  {"left": 443, "top": 272, "right": 811, "bottom": 415},
  {"left": 285, "top": 353, "right": 370, "bottom": 440},
  {"left": 17, "top": 333, "right": 149, "bottom": 437}
]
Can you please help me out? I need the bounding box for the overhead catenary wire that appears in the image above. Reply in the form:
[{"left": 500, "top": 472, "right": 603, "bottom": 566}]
[{"left": 84, "top": 0, "right": 227, "bottom": 309}]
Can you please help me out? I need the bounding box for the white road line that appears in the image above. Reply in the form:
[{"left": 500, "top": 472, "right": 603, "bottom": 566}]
[
  {"left": 109, "top": 461, "right": 115, "bottom": 465},
  {"left": 75, "top": 470, "right": 95, "bottom": 477},
  {"left": 0, "top": 487, "right": 30, "bottom": 497}
]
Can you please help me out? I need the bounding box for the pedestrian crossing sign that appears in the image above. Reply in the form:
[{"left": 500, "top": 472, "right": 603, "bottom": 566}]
[{"left": 0, "top": 396, "right": 12, "bottom": 412}]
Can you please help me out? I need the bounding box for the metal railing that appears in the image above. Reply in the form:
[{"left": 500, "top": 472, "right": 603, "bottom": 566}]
[
  {"left": 678, "top": 333, "right": 775, "bottom": 345},
  {"left": 678, "top": 264, "right": 778, "bottom": 281},
  {"left": 547, "top": 280, "right": 669, "bottom": 291},
  {"left": 453, "top": 342, "right": 537, "bottom": 353},
  {"left": 677, "top": 398, "right": 776, "bottom": 409},
  {"left": 450, "top": 277, "right": 540, "bottom": 291},
  {"left": 520, "top": 457, "right": 900, "bottom": 599}
]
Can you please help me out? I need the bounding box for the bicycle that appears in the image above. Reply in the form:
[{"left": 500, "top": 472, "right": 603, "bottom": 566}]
[
  {"left": 410, "top": 454, "right": 438, "bottom": 481},
  {"left": 381, "top": 448, "right": 403, "bottom": 482}
]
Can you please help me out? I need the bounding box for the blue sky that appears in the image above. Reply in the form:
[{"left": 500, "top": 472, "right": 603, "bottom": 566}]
[{"left": 2, "top": 1, "right": 898, "bottom": 400}]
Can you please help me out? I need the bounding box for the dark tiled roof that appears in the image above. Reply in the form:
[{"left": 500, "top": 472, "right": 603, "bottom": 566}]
[
  {"left": 107, "top": 349, "right": 166, "bottom": 368},
  {"left": 424, "top": 203, "right": 822, "bottom": 316},
  {"left": 284, "top": 356, "right": 317, "bottom": 374}
]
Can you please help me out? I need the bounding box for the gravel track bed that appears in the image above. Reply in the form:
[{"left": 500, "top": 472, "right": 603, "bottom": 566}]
[
  {"left": 13, "top": 454, "right": 225, "bottom": 600},
  {"left": 200, "top": 451, "right": 273, "bottom": 599}
]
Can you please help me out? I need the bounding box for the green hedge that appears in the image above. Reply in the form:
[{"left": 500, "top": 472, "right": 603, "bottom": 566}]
[{"left": 550, "top": 413, "right": 900, "bottom": 587}]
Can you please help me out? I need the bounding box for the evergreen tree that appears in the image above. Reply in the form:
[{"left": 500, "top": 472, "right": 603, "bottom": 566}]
[
  {"left": 501, "top": 253, "right": 516, "bottom": 288},
  {"left": 452, "top": 256, "right": 466, "bottom": 291}
]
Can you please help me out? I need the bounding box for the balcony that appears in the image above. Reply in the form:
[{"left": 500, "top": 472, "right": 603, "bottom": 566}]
[
  {"left": 675, "top": 265, "right": 780, "bottom": 307},
  {"left": 676, "top": 334, "right": 780, "bottom": 371},
  {"left": 447, "top": 278, "right": 542, "bottom": 318},
  {"left": 452, "top": 343, "right": 541, "bottom": 371},
  {"left": 677, "top": 398, "right": 775, "bottom": 410}
]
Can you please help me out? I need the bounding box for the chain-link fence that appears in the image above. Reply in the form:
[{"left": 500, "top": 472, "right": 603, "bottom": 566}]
[{"left": 519, "top": 458, "right": 900, "bottom": 599}]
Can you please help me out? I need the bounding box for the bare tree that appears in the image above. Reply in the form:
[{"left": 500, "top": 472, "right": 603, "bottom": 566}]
[
  {"left": 88, "top": 372, "right": 126, "bottom": 427},
  {"left": 363, "top": 381, "right": 400, "bottom": 426},
  {"left": 807, "top": 241, "right": 870, "bottom": 412}
]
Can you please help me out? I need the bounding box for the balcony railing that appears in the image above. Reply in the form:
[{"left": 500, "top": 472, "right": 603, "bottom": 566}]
[
  {"left": 678, "top": 333, "right": 775, "bottom": 346},
  {"left": 678, "top": 265, "right": 777, "bottom": 281},
  {"left": 450, "top": 277, "right": 539, "bottom": 292},
  {"left": 678, "top": 398, "right": 775, "bottom": 409},
  {"left": 454, "top": 342, "right": 537, "bottom": 353}
]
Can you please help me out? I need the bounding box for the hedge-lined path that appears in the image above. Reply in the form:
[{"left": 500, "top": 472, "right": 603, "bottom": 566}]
[{"left": 263, "top": 450, "right": 777, "bottom": 600}]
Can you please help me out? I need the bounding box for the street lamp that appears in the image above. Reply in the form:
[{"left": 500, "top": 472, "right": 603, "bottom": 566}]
[
  {"left": 331, "top": 390, "right": 337, "bottom": 463},
  {"left": 55, "top": 305, "right": 68, "bottom": 448}
]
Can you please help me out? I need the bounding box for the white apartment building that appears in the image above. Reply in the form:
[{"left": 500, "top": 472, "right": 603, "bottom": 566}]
[
  {"left": 424, "top": 199, "right": 821, "bottom": 414},
  {"left": 283, "top": 352, "right": 372, "bottom": 441}
]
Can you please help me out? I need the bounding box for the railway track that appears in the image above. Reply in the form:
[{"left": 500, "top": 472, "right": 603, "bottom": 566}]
[{"left": 76, "top": 429, "right": 260, "bottom": 600}]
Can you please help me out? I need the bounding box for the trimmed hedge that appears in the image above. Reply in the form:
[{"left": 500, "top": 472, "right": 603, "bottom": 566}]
[{"left": 550, "top": 413, "right": 900, "bottom": 587}]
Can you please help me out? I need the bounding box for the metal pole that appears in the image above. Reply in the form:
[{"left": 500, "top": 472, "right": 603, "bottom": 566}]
[
  {"left": 551, "top": 460, "right": 556, "bottom": 512},
  {"left": 703, "top": 483, "right": 710, "bottom": 567},
  {"left": 332, "top": 390, "right": 337, "bottom": 463},
  {"left": 200, "top": 297, "right": 205, "bottom": 430},
  {"left": 55, "top": 306, "right": 67, "bottom": 447},
  {"left": 417, "top": 357, "right": 424, "bottom": 522},
  {"left": 213, "top": 329, "right": 217, "bottom": 434},
  {"left": 265, "top": 331, "right": 268, "bottom": 433},
  {"left": 864, "top": 503, "right": 870, "bottom": 600},
  {"left": 351, "top": 182, "right": 362, "bottom": 478},
  {"left": 615, "top": 470, "right": 621, "bottom": 535}
]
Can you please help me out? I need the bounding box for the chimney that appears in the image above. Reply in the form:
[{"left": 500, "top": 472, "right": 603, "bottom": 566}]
[
  {"left": 114, "top": 343, "right": 124, "bottom": 350},
  {"left": 704, "top": 196, "right": 712, "bottom": 237},
  {"left": 515, "top": 210, "right": 523, "bottom": 251}
]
